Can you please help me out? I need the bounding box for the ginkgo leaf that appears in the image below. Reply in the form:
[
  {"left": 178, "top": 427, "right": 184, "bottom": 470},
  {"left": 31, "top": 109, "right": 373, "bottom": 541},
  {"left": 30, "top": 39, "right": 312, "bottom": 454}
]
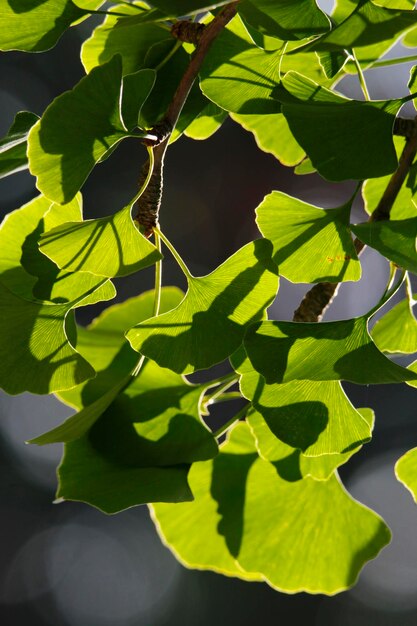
[
  {"left": 0, "top": 277, "right": 115, "bottom": 395},
  {"left": 122, "top": 69, "right": 156, "bottom": 131},
  {"left": 230, "top": 113, "right": 305, "bottom": 166},
  {"left": 183, "top": 101, "right": 228, "bottom": 141},
  {"left": 152, "top": 422, "right": 391, "bottom": 594},
  {"left": 372, "top": 295, "right": 417, "bottom": 354},
  {"left": 57, "top": 438, "right": 193, "bottom": 514},
  {"left": 0, "top": 193, "right": 107, "bottom": 303},
  {"left": 247, "top": 407, "right": 374, "bottom": 480},
  {"left": 351, "top": 218, "right": 417, "bottom": 273},
  {"left": 238, "top": 0, "right": 330, "bottom": 41},
  {"left": 0, "top": 111, "right": 39, "bottom": 179},
  {"left": 38, "top": 201, "right": 162, "bottom": 278},
  {"left": 30, "top": 288, "right": 185, "bottom": 443},
  {"left": 275, "top": 71, "right": 407, "bottom": 181},
  {"left": 243, "top": 316, "right": 417, "bottom": 385},
  {"left": 395, "top": 447, "right": 417, "bottom": 503},
  {"left": 147, "top": 0, "right": 229, "bottom": 15},
  {"left": 232, "top": 350, "right": 372, "bottom": 456},
  {"left": 127, "top": 239, "right": 279, "bottom": 374},
  {"left": 27, "top": 56, "right": 134, "bottom": 204},
  {"left": 302, "top": 0, "right": 417, "bottom": 53},
  {"left": 362, "top": 137, "right": 417, "bottom": 220},
  {"left": 0, "top": 0, "right": 94, "bottom": 52},
  {"left": 256, "top": 190, "right": 361, "bottom": 283},
  {"left": 200, "top": 15, "right": 281, "bottom": 115},
  {"left": 81, "top": 4, "right": 170, "bottom": 75}
]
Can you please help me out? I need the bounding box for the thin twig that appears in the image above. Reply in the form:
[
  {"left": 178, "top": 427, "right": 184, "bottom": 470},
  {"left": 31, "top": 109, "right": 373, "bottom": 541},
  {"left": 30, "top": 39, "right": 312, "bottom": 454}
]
[
  {"left": 135, "top": 2, "right": 239, "bottom": 234},
  {"left": 293, "top": 117, "right": 417, "bottom": 323}
]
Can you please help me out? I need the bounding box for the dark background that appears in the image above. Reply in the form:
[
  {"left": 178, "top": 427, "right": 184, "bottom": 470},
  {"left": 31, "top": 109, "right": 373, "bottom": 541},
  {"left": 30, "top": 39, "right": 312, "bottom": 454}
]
[{"left": 2, "top": 2, "right": 417, "bottom": 624}]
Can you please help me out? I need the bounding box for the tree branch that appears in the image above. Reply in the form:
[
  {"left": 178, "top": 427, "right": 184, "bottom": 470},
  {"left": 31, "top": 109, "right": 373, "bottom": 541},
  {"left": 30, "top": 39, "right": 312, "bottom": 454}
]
[
  {"left": 293, "top": 117, "right": 417, "bottom": 323},
  {"left": 135, "top": 2, "right": 239, "bottom": 235}
]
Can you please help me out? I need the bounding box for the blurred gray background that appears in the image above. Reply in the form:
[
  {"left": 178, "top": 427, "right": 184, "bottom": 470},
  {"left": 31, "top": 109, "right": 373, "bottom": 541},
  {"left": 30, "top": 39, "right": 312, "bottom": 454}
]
[{"left": 2, "top": 1, "right": 417, "bottom": 624}]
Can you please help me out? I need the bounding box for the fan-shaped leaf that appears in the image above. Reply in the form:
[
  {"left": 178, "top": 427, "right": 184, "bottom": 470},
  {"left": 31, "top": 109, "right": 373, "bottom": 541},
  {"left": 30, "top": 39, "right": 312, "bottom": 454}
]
[
  {"left": 27, "top": 56, "right": 133, "bottom": 204},
  {"left": 127, "top": 239, "right": 279, "bottom": 374},
  {"left": 396, "top": 447, "right": 417, "bottom": 503},
  {"left": 244, "top": 316, "right": 417, "bottom": 385},
  {"left": 256, "top": 190, "right": 360, "bottom": 283},
  {"left": 152, "top": 422, "right": 391, "bottom": 594},
  {"left": 38, "top": 200, "right": 162, "bottom": 278},
  {"left": 372, "top": 295, "right": 417, "bottom": 354}
]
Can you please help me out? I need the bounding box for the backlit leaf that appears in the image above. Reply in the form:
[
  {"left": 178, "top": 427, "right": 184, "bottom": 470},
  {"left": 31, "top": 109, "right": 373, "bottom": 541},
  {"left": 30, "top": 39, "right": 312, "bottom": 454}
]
[
  {"left": 0, "top": 111, "right": 39, "bottom": 179},
  {"left": 372, "top": 295, "right": 417, "bottom": 354},
  {"left": 256, "top": 190, "right": 361, "bottom": 283},
  {"left": 153, "top": 422, "right": 391, "bottom": 594},
  {"left": 27, "top": 56, "right": 132, "bottom": 204},
  {"left": 275, "top": 71, "right": 406, "bottom": 181},
  {"left": 396, "top": 447, "right": 417, "bottom": 503},
  {"left": 127, "top": 239, "right": 279, "bottom": 374},
  {"left": 38, "top": 200, "right": 162, "bottom": 278},
  {"left": 243, "top": 316, "right": 417, "bottom": 385}
]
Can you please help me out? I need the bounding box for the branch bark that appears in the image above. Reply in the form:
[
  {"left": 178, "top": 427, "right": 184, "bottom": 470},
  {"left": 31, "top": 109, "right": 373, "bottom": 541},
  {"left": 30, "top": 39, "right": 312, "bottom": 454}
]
[
  {"left": 135, "top": 2, "right": 239, "bottom": 235},
  {"left": 293, "top": 117, "right": 417, "bottom": 323}
]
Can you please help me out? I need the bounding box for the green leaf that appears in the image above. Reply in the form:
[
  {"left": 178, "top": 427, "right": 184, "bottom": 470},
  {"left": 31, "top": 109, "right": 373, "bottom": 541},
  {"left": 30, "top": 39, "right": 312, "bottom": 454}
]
[
  {"left": 0, "top": 0, "right": 89, "bottom": 52},
  {"left": 351, "top": 218, "right": 417, "bottom": 273},
  {"left": 127, "top": 239, "right": 279, "bottom": 374},
  {"left": 57, "top": 437, "right": 193, "bottom": 514},
  {"left": 0, "top": 192, "right": 120, "bottom": 304},
  {"left": 147, "top": 0, "right": 229, "bottom": 15},
  {"left": 256, "top": 190, "right": 361, "bottom": 283},
  {"left": 395, "top": 447, "right": 417, "bottom": 503},
  {"left": 243, "top": 315, "right": 417, "bottom": 385},
  {"left": 303, "top": 0, "right": 417, "bottom": 52},
  {"left": 200, "top": 15, "right": 282, "bottom": 114},
  {"left": 230, "top": 112, "right": 305, "bottom": 166},
  {"left": 27, "top": 56, "right": 131, "bottom": 204},
  {"left": 0, "top": 276, "right": 115, "bottom": 395},
  {"left": 38, "top": 200, "right": 162, "bottom": 278},
  {"left": 233, "top": 350, "right": 372, "bottom": 456},
  {"left": 0, "top": 111, "right": 39, "bottom": 179},
  {"left": 247, "top": 407, "right": 374, "bottom": 480},
  {"left": 372, "top": 295, "right": 417, "bottom": 354},
  {"left": 275, "top": 71, "right": 405, "bottom": 181},
  {"left": 152, "top": 422, "right": 391, "bottom": 594},
  {"left": 238, "top": 0, "right": 330, "bottom": 41},
  {"left": 81, "top": 4, "right": 170, "bottom": 75},
  {"left": 184, "top": 102, "right": 228, "bottom": 141},
  {"left": 30, "top": 288, "right": 185, "bottom": 442},
  {"left": 121, "top": 69, "right": 156, "bottom": 131},
  {"left": 362, "top": 137, "right": 417, "bottom": 220}
]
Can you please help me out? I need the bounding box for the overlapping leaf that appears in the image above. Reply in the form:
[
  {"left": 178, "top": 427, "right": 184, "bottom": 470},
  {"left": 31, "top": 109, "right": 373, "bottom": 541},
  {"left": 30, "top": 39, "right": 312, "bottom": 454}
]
[
  {"left": 351, "top": 218, "right": 417, "bottom": 273},
  {"left": 152, "top": 422, "right": 391, "bottom": 594},
  {"left": 238, "top": 0, "right": 330, "bottom": 41},
  {"left": 127, "top": 239, "right": 279, "bottom": 374},
  {"left": 27, "top": 56, "right": 136, "bottom": 204},
  {"left": 275, "top": 71, "right": 407, "bottom": 181},
  {"left": 0, "top": 111, "right": 39, "bottom": 179},
  {"left": 372, "top": 294, "right": 417, "bottom": 354},
  {"left": 184, "top": 102, "right": 228, "bottom": 141},
  {"left": 0, "top": 0, "right": 102, "bottom": 52},
  {"left": 247, "top": 407, "right": 374, "bottom": 480},
  {"left": 29, "top": 287, "right": 184, "bottom": 441},
  {"left": 200, "top": 15, "right": 282, "bottom": 115},
  {"left": 0, "top": 277, "right": 115, "bottom": 395},
  {"left": 243, "top": 315, "right": 417, "bottom": 385},
  {"left": 81, "top": 3, "right": 170, "bottom": 75},
  {"left": 38, "top": 199, "right": 162, "bottom": 278},
  {"left": 256, "top": 190, "right": 360, "bottom": 283},
  {"left": 232, "top": 349, "right": 372, "bottom": 458}
]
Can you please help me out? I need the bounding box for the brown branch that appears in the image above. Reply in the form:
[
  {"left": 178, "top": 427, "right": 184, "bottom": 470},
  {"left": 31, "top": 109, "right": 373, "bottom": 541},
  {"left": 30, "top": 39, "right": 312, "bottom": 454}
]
[
  {"left": 293, "top": 117, "right": 417, "bottom": 323},
  {"left": 135, "top": 2, "right": 239, "bottom": 235}
]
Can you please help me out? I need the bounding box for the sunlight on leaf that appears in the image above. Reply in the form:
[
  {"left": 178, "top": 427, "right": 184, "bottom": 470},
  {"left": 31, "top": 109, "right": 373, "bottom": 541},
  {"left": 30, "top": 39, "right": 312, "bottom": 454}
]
[
  {"left": 256, "top": 190, "right": 361, "bottom": 283},
  {"left": 27, "top": 55, "right": 132, "bottom": 204},
  {"left": 396, "top": 446, "right": 417, "bottom": 503},
  {"left": 127, "top": 239, "right": 279, "bottom": 374},
  {"left": 153, "top": 421, "right": 391, "bottom": 594},
  {"left": 372, "top": 295, "right": 417, "bottom": 354},
  {"left": 0, "top": 111, "right": 39, "bottom": 179}
]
